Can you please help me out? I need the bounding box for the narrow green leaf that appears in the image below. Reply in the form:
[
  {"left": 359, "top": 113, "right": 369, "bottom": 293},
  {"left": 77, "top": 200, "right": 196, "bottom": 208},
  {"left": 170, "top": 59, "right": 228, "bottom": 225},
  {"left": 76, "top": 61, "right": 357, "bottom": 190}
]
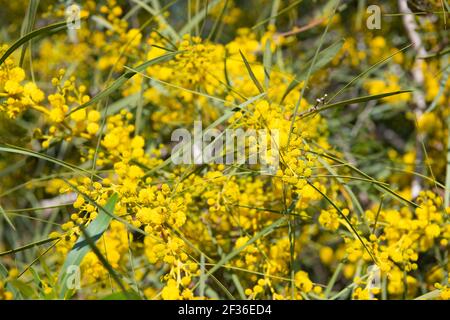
[
  {"left": 7, "top": 280, "right": 35, "bottom": 298},
  {"left": 414, "top": 289, "right": 442, "bottom": 300},
  {"left": 307, "top": 181, "right": 376, "bottom": 263},
  {"left": 207, "top": 0, "right": 229, "bottom": 41},
  {"left": 327, "top": 44, "right": 412, "bottom": 103},
  {"left": 179, "top": 0, "right": 222, "bottom": 36},
  {"left": 419, "top": 47, "right": 450, "bottom": 59},
  {"left": 287, "top": 1, "right": 339, "bottom": 147},
  {"left": 324, "top": 262, "right": 343, "bottom": 298},
  {"left": 58, "top": 193, "right": 118, "bottom": 299},
  {"left": 19, "top": 0, "right": 40, "bottom": 67},
  {"left": 263, "top": 39, "right": 272, "bottom": 89},
  {"left": 299, "top": 90, "right": 413, "bottom": 119},
  {"left": 314, "top": 150, "right": 418, "bottom": 208},
  {"left": 445, "top": 116, "right": 450, "bottom": 208},
  {"left": 102, "top": 290, "right": 142, "bottom": 300},
  {"left": 239, "top": 49, "right": 264, "bottom": 94},
  {"left": 17, "top": 238, "right": 61, "bottom": 279},
  {"left": 0, "top": 236, "right": 60, "bottom": 257},
  {"left": 0, "top": 21, "right": 68, "bottom": 66},
  {"left": 131, "top": 0, "right": 180, "bottom": 41},
  {"left": 0, "top": 204, "right": 16, "bottom": 231},
  {"left": 252, "top": 0, "right": 301, "bottom": 29},
  {"left": 372, "top": 197, "right": 384, "bottom": 234},
  {"left": 78, "top": 223, "right": 136, "bottom": 299},
  {"left": 63, "top": 179, "right": 146, "bottom": 237},
  {"left": 0, "top": 144, "right": 93, "bottom": 177},
  {"left": 0, "top": 263, "right": 22, "bottom": 298},
  {"left": 300, "top": 39, "right": 345, "bottom": 78}
]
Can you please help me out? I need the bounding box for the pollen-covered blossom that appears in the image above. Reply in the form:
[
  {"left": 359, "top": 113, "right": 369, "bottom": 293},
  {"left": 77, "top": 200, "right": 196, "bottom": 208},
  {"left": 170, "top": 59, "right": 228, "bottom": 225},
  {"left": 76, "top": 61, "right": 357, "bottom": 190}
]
[{"left": 0, "top": 46, "right": 45, "bottom": 118}]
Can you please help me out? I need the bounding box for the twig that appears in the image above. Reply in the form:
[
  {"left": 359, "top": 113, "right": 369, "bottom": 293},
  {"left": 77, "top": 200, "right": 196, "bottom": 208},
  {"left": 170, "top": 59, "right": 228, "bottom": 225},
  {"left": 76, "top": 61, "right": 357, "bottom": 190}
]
[{"left": 277, "top": 18, "right": 326, "bottom": 37}]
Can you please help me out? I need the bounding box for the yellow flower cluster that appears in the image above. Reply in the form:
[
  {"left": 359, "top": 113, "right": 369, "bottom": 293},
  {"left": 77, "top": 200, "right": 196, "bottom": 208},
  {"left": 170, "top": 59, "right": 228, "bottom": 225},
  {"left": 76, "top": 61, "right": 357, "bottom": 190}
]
[
  {"left": 1, "top": 0, "right": 449, "bottom": 302},
  {"left": 0, "top": 46, "right": 44, "bottom": 118}
]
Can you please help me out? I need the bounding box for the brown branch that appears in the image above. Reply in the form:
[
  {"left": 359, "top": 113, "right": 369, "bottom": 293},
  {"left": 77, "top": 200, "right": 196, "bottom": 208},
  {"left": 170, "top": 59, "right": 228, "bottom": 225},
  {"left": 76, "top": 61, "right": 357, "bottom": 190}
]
[{"left": 277, "top": 18, "right": 326, "bottom": 37}]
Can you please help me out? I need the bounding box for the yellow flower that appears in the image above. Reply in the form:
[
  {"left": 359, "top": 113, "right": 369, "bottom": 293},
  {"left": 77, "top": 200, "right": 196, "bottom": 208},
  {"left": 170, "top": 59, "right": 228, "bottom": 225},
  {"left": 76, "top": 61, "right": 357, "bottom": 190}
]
[
  {"left": 70, "top": 109, "right": 87, "bottom": 122},
  {"left": 161, "top": 280, "right": 180, "bottom": 300},
  {"left": 4, "top": 80, "right": 23, "bottom": 94},
  {"left": 8, "top": 67, "right": 25, "bottom": 81},
  {"left": 23, "top": 82, "right": 44, "bottom": 102},
  {"left": 88, "top": 110, "right": 101, "bottom": 122},
  {"left": 319, "top": 246, "right": 334, "bottom": 265},
  {"left": 49, "top": 108, "right": 65, "bottom": 123},
  {"left": 294, "top": 271, "right": 313, "bottom": 293},
  {"left": 87, "top": 122, "right": 100, "bottom": 135},
  {"left": 103, "top": 133, "right": 119, "bottom": 149},
  {"left": 425, "top": 224, "right": 440, "bottom": 238}
]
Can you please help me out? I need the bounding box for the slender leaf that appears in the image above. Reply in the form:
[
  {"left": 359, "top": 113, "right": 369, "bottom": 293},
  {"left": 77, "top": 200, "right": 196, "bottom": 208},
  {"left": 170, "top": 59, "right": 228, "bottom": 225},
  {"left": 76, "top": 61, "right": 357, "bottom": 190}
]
[
  {"left": 0, "top": 236, "right": 60, "bottom": 257},
  {"left": 0, "top": 21, "right": 68, "bottom": 66},
  {"left": 239, "top": 49, "right": 264, "bottom": 94},
  {"left": 179, "top": 0, "right": 222, "bottom": 36},
  {"left": 0, "top": 204, "right": 16, "bottom": 231},
  {"left": 19, "top": 0, "right": 40, "bottom": 67},
  {"left": 58, "top": 193, "right": 118, "bottom": 299},
  {"left": 299, "top": 90, "right": 413, "bottom": 119},
  {"left": 0, "top": 144, "right": 93, "bottom": 177}
]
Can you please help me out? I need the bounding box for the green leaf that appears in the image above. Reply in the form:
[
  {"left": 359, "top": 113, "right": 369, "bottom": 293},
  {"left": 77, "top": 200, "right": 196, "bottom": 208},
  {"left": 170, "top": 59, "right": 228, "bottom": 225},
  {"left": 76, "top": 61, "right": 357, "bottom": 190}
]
[
  {"left": 29, "top": 267, "right": 47, "bottom": 298},
  {"left": 299, "top": 90, "right": 413, "bottom": 119},
  {"left": 0, "top": 21, "right": 68, "bottom": 66},
  {"left": 239, "top": 49, "right": 264, "bottom": 94},
  {"left": 178, "top": 0, "right": 222, "bottom": 36},
  {"left": 263, "top": 39, "right": 272, "bottom": 90},
  {"left": 8, "top": 280, "right": 35, "bottom": 298},
  {"left": 324, "top": 262, "right": 343, "bottom": 298},
  {"left": 0, "top": 204, "right": 16, "bottom": 231},
  {"left": 445, "top": 116, "right": 450, "bottom": 208},
  {"left": 78, "top": 222, "right": 136, "bottom": 299},
  {"left": 102, "top": 290, "right": 142, "bottom": 300},
  {"left": 130, "top": 0, "right": 180, "bottom": 41},
  {"left": 307, "top": 181, "right": 376, "bottom": 263},
  {"left": 58, "top": 193, "right": 118, "bottom": 299},
  {"left": 0, "top": 236, "right": 60, "bottom": 257},
  {"left": 0, "top": 144, "right": 94, "bottom": 177},
  {"left": 17, "top": 237, "right": 62, "bottom": 279},
  {"left": 19, "top": 0, "right": 40, "bottom": 67},
  {"left": 419, "top": 47, "right": 450, "bottom": 59},
  {"left": 327, "top": 44, "right": 412, "bottom": 103},
  {"left": 0, "top": 263, "right": 22, "bottom": 299},
  {"left": 287, "top": 1, "right": 339, "bottom": 147},
  {"left": 252, "top": 0, "right": 302, "bottom": 29},
  {"left": 314, "top": 150, "right": 418, "bottom": 208},
  {"left": 414, "top": 289, "right": 442, "bottom": 300},
  {"left": 207, "top": 0, "right": 229, "bottom": 41}
]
